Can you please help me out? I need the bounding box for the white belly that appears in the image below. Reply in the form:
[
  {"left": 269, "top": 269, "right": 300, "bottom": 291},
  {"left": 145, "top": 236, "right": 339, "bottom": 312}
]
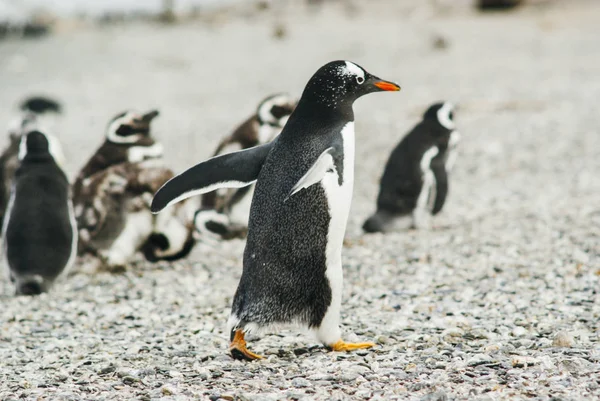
[{"left": 315, "top": 121, "right": 354, "bottom": 344}]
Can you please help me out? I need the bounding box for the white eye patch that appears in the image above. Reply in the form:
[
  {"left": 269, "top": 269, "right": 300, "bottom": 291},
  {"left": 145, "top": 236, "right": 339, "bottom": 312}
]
[
  {"left": 437, "top": 102, "right": 455, "bottom": 130},
  {"left": 344, "top": 61, "right": 365, "bottom": 79}
]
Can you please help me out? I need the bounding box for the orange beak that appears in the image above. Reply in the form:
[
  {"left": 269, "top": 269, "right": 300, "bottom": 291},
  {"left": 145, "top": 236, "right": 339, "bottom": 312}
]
[{"left": 374, "top": 81, "right": 401, "bottom": 92}]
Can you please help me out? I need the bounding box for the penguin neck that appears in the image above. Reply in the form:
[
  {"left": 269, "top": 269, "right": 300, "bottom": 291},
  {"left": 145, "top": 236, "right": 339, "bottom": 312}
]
[{"left": 291, "top": 97, "right": 354, "bottom": 128}]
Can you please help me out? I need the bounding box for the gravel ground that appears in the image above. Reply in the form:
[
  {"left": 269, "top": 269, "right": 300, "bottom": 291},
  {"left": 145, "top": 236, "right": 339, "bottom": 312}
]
[{"left": 1, "top": 1, "right": 599, "bottom": 400}]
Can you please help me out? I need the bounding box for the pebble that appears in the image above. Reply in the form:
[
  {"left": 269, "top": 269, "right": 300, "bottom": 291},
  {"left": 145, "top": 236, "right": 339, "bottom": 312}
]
[{"left": 553, "top": 332, "right": 574, "bottom": 348}]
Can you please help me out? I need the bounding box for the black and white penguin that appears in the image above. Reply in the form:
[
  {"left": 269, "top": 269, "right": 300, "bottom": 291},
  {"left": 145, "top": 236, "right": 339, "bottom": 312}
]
[
  {"left": 362, "top": 101, "right": 460, "bottom": 233},
  {"left": 0, "top": 97, "right": 65, "bottom": 228},
  {"left": 2, "top": 130, "right": 77, "bottom": 295},
  {"left": 151, "top": 60, "right": 400, "bottom": 359},
  {"left": 74, "top": 160, "right": 196, "bottom": 270},
  {"left": 196, "top": 93, "right": 296, "bottom": 239},
  {"left": 72, "top": 109, "right": 162, "bottom": 198}
]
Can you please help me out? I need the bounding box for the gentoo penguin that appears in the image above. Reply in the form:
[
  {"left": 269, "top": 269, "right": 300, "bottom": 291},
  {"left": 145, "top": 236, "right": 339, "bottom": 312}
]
[
  {"left": 0, "top": 98, "right": 65, "bottom": 228},
  {"left": 362, "top": 102, "right": 460, "bottom": 233},
  {"left": 151, "top": 60, "right": 400, "bottom": 359},
  {"left": 75, "top": 160, "right": 196, "bottom": 269},
  {"left": 72, "top": 109, "right": 162, "bottom": 198},
  {"left": 2, "top": 130, "right": 77, "bottom": 295},
  {"left": 196, "top": 93, "right": 296, "bottom": 239}
]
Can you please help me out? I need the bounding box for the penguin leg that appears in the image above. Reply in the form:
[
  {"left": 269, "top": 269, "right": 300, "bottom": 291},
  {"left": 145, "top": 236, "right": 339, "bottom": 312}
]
[
  {"left": 329, "top": 340, "right": 375, "bottom": 352},
  {"left": 229, "top": 329, "right": 263, "bottom": 361}
]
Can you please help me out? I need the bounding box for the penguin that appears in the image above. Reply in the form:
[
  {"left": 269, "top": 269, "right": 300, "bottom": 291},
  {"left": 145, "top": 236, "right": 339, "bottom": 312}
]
[
  {"left": 2, "top": 130, "right": 77, "bottom": 295},
  {"left": 362, "top": 101, "right": 460, "bottom": 233},
  {"left": 74, "top": 160, "right": 196, "bottom": 270},
  {"left": 196, "top": 93, "right": 296, "bottom": 239},
  {"left": 151, "top": 60, "right": 400, "bottom": 359},
  {"left": 0, "top": 97, "right": 65, "bottom": 228},
  {"left": 72, "top": 109, "right": 162, "bottom": 199}
]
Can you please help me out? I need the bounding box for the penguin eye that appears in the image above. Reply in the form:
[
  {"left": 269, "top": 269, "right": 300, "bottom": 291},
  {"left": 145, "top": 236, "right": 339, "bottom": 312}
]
[{"left": 356, "top": 76, "right": 365, "bottom": 84}]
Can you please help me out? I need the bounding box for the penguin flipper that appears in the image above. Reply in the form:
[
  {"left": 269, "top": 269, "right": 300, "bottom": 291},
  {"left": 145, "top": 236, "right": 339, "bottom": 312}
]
[
  {"left": 151, "top": 143, "right": 273, "bottom": 213},
  {"left": 430, "top": 163, "right": 448, "bottom": 215},
  {"left": 286, "top": 147, "right": 338, "bottom": 200}
]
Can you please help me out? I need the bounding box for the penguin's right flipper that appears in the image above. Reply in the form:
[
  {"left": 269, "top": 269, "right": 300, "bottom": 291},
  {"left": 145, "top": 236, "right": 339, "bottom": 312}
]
[
  {"left": 151, "top": 143, "right": 273, "bottom": 213},
  {"left": 286, "top": 146, "right": 340, "bottom": 200},
  {"left": 430, "top": 163, "right": 448, "bottom": 215}
]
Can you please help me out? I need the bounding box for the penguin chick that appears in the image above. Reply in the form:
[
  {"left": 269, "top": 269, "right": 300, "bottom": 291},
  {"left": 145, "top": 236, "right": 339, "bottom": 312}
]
[
  {"left": 74, "top": 160, "right": 196, "bottom": 270},
  {"left": 151, "top": 60, "right": 400, "bottom": 360},
  {"left": 72, "top": 109, "right": 162, "bottom": 198},
  {"left": 2, "top": 130, "right": 77, "bottom": 295},
  {"left": 197, "top": 93, "right": 296, "bottom": 240},
  {"left": 363, "top": 102, "right": 460, "bottom": 233}
]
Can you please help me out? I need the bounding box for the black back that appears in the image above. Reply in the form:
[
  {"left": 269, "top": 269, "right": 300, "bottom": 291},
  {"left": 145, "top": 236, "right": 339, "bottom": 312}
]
[
  {"left": 5, "top": 131, "right": 73, "bottom": 281},
  {"left": 376, "top": 120, "right": 442, "bottom": 214},
  {"left": 376, "top": 106, "right": 453, "bottom": 215}
]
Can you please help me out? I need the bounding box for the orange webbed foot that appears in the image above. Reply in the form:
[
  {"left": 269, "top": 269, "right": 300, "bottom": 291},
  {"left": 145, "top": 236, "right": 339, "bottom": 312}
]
[
  {"left": 229, "top": 329, "right": 263, "bottom": 361},
  {"left": 329, "top": 339, "right": 375, "bottom": 352}
]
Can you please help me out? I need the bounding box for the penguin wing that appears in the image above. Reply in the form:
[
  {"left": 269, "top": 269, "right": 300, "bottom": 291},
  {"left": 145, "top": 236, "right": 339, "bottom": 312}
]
[
  {"left": 285, "top": 146, "right": 339, "bottom": 200},
  {"left": 151, "top": 142, "right": 273, "bottom": 213},
  {"left": 430, "top": 162, "right": 448, "bottom": 215}
]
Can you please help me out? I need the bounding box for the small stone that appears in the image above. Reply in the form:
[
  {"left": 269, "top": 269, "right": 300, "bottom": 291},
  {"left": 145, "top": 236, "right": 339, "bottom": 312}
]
[
  {"left": 512, "top": 327, "right": 527, "bottom": 337},
  {"left": 161, "top": 386, "right": 175, "bottom": 395},
  {"left": 376, "top": 335, "right": 389, "bottom": 344},
  {"left": 421, "top": 391, "right": 448, "bottom": 401},
  {"left": 553, "top": 331, "right": 574, "bottom": 348},
  {"left": 291, "top": 378, "right": 311, "bottom": 388},
  {"left": 468, "top": 354, "right": 493, "bottom": 367},
  {"left": 512, "top": 356, "right": 537, "bottom": 368}
]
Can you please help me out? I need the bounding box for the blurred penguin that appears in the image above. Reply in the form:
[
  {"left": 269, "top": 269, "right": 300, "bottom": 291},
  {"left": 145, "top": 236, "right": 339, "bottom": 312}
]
[
  {"left": 0, "top": 96, "right": 65, "bottom": 228},
  {"left": 73, "top": 109, "right": 196, "bottom": 269},
  {"left": 2, "top": 130, "right": 76, "bottom": 295},
  {"left": 72, "top": 109, "right": 162, "bottom": 198},
  {"left": 75, "top": 160, "right": 197, "bottom": 270},
  {"left": 195, "top": 93, "right": 296, "bottom": 239},
  {"left": 363, "top": 102, "right": 460, "bottom": 233}
]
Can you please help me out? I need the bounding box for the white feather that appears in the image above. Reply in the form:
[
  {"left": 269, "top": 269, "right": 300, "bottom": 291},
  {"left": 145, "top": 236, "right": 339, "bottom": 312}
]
[
  {"left": 287, "top": 147, "right": 335, "bottom": 200},
  {"left": 158, "top": 180, "right": 255, "bottom": 213},
  {"left": 343, "top": 61, "right": 365, "bottom": 80},
  {"left": 437, "top": 102, "right": 455, "bottom": 130},
  {"left": 314, "top": 122, "right": 355, "bottom": 346},
  {"left": 127, "top": 142, "right": 164, "bottom": 163}
]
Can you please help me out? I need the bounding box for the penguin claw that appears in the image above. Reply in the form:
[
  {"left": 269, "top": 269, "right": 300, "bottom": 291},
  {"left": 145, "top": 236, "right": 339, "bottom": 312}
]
[
  {"left": 230, "top": 347, "right": 263, "bottom": 361},
  {"left": 329, "top": 340, "right": 375, "bottom": 352},
  {"left": 229, "top": 329, "right": 263, "bottom": 361}
]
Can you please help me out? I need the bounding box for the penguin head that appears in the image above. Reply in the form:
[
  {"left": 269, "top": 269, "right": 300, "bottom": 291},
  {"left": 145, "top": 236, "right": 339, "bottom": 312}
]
[
  {"left": 299, "top": 60, "right": 400, "bottom": 109},
  {"left": 18, "top": 129, "right": 66, "bottom": 166},
  {"left": 256, "top": 93, "right": 297, "bottom": 127},
  {"left": 106, "top": 109, "right": 160, "bottom": 145},
  {"left": 423, "top": 102, "right": 456, "bottom": 131},
  {"left": 18, "top": 130, "right": 50, "bottom": 160}
]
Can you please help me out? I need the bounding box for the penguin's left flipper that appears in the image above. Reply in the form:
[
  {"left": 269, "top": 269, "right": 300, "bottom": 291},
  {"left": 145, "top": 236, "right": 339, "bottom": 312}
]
[
  {"left": 151, "top": 142, "right": 273, "bottom": 213},
  {"left": 430, "top": 162, "right": 447, "bottom": 215},
  {"left": 329, "top": 340, "right": 376, "bottom": 352},
  {"left": 285, "top": 146, "right": 341, "bottom": 200}
]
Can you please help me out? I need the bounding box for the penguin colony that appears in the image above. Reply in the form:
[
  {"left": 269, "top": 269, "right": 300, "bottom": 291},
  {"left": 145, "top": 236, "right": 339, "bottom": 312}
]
[{"left": 1, "top": 60, "right": 460, "bottom": 360}]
